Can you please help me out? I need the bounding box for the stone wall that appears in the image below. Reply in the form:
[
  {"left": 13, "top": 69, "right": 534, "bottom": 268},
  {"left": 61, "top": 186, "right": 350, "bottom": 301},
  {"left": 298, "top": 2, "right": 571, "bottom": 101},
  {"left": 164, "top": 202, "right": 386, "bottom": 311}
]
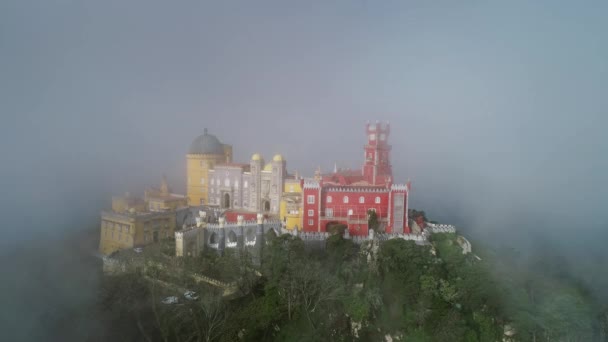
[{"left": 176, "top": 211, "right": 465, "bottom": 258}]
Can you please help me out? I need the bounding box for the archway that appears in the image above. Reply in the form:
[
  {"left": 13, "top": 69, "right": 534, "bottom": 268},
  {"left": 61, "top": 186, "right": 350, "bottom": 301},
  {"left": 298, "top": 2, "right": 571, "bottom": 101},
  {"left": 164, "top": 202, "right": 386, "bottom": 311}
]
[
  {"left": 209, "top": 232, "right": 218, "bottom": 244},
  {"left": 227, "top": 231, "right": 237, "bottom": 243},
  {"left": 262, "top": 200, "right": 270, "bottom": 212},
  {"left": 223, "top": 193, "right": 231, "bottom": 209},
  {"left": 246, "top": 228, "right": 256, "bottom": 243}
]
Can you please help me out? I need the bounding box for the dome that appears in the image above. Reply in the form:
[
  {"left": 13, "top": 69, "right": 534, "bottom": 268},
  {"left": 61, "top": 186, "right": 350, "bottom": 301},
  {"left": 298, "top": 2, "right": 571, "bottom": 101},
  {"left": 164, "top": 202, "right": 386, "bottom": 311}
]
[
  {"left": 189, "top": 129, "right": 224, "bottom": 155},
  {"left": 272, "top": 154, "right": 284, "bottom": 162},
  {"left": 251, "top": 153, "right": 262, "bottom": 161},
  {"left": 263, "top": 163, "right": 273, "bottom": 172}
]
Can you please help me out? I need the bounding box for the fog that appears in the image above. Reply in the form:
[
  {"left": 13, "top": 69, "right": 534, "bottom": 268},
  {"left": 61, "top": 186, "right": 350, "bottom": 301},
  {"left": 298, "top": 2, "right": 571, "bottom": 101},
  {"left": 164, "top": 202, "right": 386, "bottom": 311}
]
[{"left": 1, "top": 1, "right": 607, "bottom": 340}]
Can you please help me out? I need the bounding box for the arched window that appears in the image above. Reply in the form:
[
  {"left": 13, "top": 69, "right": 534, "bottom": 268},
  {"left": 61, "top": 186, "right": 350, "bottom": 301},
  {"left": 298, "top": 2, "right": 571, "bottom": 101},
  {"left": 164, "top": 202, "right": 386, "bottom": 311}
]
[
  {"left": 327, "top": 196, "right": 332, "bottom": 203},
  {"left": 343, "top": 196, "right": 349, "bottom": 204},
  {"left": 359, "top": 196, "right": 365, "bottom": 204},
  {"left": 375, "top": 196, "right": 381, "bottom": 204},
  {"left": 224, "top": 178, "right": 230, "bottom": 187}
]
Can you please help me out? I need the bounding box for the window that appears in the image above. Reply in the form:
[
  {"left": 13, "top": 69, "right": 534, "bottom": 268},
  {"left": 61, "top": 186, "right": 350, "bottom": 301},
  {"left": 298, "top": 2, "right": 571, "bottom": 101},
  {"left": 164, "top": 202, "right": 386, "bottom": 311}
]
[
  {"left": 326, "top": 195, "right": 332, "bottom": 203},
  {"left": 200, "top": 177, "right": 205, "bottom": 184},
  {"left": 326, "top": 208, "right": 333, "bottom": 217},
  {"left": 343, "top": 196, "right": 349, "bottom": 204},
  {"left": 375, "top": 196, "right": 381, "bottom": 204},
  {"left": 235, "top": 180, "right": 239, "bottom": 188},
  {"left": 369, "top": 133, "right": 376, "bottom": 141},
  {"left": 348, "top": 209, "right": 353, "bottom": 215},
  {"left": 200, "top": 199, "right": 205, "bottom": 205},
  {"left": 308, "top": 209, "right": 314, "bottom": 217},
  {"left": 307, "top": 195, "right": 315, "bottom": 204},
  {"left": 244, "top": 180, "right": 248, "bottom": 188},
  {"left": 211, "top": 178, "right": 215, "bottom": 185},
  {"left": 308, "top": 219, "right": 314, "bottom": 226},
  {"left": 200, "top": 161, "right": 205, "bottom": 167},
  {"left": 289, "top": 185, "right": 294, "bottom": 192},
  {"left": 380, "top": 133, "right": 386, "bottom": 141},
  {"left": 224, "top": 178, "right": 230, "bottom": 187},
  {"left": 359, "top": 196, "right": 365, "bottom": 204}
]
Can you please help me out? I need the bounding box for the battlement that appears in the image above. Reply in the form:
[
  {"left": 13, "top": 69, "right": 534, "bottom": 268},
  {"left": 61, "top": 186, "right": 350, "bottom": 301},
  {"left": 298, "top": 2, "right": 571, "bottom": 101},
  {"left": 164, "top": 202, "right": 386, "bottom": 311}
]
[
  {"left": 425, "top": 222, "right": 456, "bottom": 234},
  {"left": 366, "top": 121, "right": 390, "bottom": 134},
  {"left": 325, "top": 187, "right": 389, "bottom": 193},
  {"left": 303, "top": 180, "right": 320, "bottom": 189},
  {"left": 390, "top": 184, "right": 408, "bottom": 191}
]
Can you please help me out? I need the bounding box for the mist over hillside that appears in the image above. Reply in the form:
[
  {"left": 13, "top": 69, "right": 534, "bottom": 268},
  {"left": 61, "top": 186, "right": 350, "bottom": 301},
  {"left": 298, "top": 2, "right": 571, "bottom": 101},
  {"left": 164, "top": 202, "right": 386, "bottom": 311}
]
[{"left": 1, "top": 1, "right": 607, "bottom": 340}]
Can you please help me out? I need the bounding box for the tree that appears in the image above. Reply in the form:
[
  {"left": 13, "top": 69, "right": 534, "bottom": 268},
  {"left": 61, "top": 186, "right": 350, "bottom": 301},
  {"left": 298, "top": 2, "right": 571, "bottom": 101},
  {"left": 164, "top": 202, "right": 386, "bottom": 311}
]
[{"left": 368, "top": 209, "right": 380, "bottom": 232}]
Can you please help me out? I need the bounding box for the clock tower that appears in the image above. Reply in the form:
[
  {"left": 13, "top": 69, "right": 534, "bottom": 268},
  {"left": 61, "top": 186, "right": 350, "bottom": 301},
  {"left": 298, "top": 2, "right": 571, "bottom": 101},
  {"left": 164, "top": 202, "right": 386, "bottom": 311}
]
[{"left": 362, "top": 121, "right": 392, "bottom": 185}]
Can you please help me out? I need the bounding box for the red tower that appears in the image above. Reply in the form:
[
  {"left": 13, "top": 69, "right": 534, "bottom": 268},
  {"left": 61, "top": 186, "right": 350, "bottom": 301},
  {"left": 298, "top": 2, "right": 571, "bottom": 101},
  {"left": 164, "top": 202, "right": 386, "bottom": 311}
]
[{"left": 362, "top": 121, "right": 392, "bottom": 185}]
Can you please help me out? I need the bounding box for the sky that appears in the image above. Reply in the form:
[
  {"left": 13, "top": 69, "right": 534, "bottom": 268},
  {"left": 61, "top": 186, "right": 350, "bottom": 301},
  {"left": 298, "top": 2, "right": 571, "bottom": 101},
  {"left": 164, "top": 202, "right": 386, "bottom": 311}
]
[{"left": 0, "top": 0, "right": 607, "bottom": 339}]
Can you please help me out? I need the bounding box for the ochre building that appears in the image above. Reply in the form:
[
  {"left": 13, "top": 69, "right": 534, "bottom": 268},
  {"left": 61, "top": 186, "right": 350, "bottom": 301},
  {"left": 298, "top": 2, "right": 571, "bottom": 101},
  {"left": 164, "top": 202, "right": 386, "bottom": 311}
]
[
  {"left": 99, "top": 177, "right": 185, "bottom": 255},
  {"left": 186, "top": 129, "right": 232, "bottom": 206}
]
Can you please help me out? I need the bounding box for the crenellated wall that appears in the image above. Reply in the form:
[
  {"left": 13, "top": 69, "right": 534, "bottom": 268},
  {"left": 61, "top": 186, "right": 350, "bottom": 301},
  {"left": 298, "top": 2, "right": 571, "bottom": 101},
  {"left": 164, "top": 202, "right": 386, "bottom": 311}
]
[{"left": 176, "top": 211, "right": 464, "bottom": 259}]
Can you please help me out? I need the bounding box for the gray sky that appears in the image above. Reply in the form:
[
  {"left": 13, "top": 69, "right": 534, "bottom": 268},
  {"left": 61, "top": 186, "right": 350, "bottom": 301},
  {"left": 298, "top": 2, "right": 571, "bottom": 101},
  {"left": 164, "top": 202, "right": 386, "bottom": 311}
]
[
  {"left": 1, "top": 1, "right": 608, "bottom": 339},
  {"left": 1, "top": 1, "right": 607, "bottom": 241}
]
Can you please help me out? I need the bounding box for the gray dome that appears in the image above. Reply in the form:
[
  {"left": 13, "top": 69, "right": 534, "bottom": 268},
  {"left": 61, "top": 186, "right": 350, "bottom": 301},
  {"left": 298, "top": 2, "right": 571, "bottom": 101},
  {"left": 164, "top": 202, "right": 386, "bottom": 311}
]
[{"left": 189, "top": 129, "right": 224, "bottom": 155}]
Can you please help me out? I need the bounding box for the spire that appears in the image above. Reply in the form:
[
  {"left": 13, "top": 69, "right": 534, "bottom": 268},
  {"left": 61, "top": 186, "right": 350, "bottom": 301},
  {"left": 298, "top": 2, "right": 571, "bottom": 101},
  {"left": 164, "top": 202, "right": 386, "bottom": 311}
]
[
  {"left": 333, "top": 162, "right": 338, "bottom": 173},
  {"left": 160, "top": 174, "right": 170, "bottom": 194}
]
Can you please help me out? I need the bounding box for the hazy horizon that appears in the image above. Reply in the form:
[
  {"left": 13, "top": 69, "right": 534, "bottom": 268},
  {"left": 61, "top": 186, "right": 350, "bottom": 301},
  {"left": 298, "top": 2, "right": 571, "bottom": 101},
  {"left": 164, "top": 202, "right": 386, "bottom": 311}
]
[{"left": 1, "top": 1, "right": 607, "bottom": 340}]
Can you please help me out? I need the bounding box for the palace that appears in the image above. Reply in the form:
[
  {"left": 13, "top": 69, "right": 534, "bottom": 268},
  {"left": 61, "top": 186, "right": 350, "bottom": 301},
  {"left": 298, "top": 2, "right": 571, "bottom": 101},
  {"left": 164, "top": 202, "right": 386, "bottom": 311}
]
[
  {"left": 301, "top": 122, "right": 410, "bottom": 236},
  {"left": 99, "top": 176, "right": 187, "bottom": 255},
  {"left": 99, "top": 121, "right": 410, "bottom": 254}
]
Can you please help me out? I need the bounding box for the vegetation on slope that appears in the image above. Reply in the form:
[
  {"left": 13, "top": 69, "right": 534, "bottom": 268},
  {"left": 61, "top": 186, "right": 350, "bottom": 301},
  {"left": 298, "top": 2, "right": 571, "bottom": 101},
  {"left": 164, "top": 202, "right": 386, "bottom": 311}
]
[{"left": 100, "top": 230, "right": 608, "bottom": 341}]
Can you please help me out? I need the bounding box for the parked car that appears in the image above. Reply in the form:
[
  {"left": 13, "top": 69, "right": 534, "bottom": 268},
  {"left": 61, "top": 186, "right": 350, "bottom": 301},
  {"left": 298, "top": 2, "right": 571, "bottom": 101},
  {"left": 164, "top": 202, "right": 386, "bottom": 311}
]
[
  {"left": 134, "top": 247, "right": 143, "bottom": 253},
  {"left": 183, "top": 290, "right": 199, "bottom": 301},
  {"left": 161, "top": 296, "right": 179, "bottom": 305}
]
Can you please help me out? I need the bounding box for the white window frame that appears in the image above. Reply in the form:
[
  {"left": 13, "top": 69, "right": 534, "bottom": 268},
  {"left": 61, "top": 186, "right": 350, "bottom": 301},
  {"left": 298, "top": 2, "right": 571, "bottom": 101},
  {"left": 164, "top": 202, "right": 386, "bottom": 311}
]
[
  {"left": 308, "top": 209, "right": 314, "bottom": 217},
  {"left": 375, "top": 196, "right": 381, "bottom": 204},
  {"left": 343, "top": 196, "right": 349, "bottom": 204},
  {"left": 359, "top": 196, "right": 365, "bottom": 204},
  {"left": 348, "top": 209, "right": 353, "bottom": 216},
  {"left": 325, "top": 208, "right": 333, "bottom": 217},
  {"left": 326, "top": 195, "right": 332, "bottom": 203},
  {"left": 308, "top": 219, "right": 314, "bottom": 226},
  {"left": 307, "top": 195, "right": 315, "bottom": 204}
]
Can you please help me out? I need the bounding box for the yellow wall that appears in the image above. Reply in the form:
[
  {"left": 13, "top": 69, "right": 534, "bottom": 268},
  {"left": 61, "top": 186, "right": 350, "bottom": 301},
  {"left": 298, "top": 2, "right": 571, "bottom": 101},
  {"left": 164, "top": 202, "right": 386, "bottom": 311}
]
[
  {"left": 279, "top": 179, "right": 302, "bottom": 230},
  {"left": 147, "top": 197, "right": 187, "bottom": 212},
  {"left": 186, "top": 153, "right": 228, "bottom": 206},
  {"left": 99, "top": 214, "right": 136, "bottom": 255},
  {"left": 111, "top": 196, "right": 145, "bottom": 213},
  {"left": 99, "top": 211, "right": 177, "bottom": 255}
]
